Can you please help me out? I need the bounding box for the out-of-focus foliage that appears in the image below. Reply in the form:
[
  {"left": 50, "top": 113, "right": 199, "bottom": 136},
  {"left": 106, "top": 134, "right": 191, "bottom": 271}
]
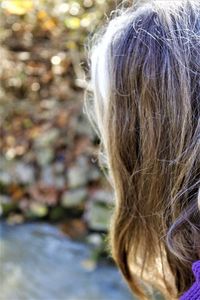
[
  {"left": 2, "top": 0, "right": 34, "bottom": 15},
  {"left": 0, "top": 0, "right": 115, "bottom": 240}
]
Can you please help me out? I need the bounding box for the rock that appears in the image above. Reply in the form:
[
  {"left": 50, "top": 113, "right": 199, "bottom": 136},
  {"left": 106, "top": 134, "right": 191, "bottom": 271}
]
[
  {"left": 86, "top": 202, "right": 112, "bottom": 231},
  {"left": 34, "top": 129, "right": 59, "bottom": 148},
  {"left": 91, "top": 190, "right": 113, "bottom": 204},
  {"left": 0, "top": 161, "right": 35, "bottom": 185},
  {"left": 85, "top": 190, "right": 113, "bottom": 231},
  {"left": 7, "top": 214, "right": 25, "bottom": 225},
  {"left": 87, "top": 234, "right": 102, "bottom": 247},
  {"left": 40, "top": 166, "right": 55, "bottom": 186},
  {"left": 28, "top": 202, "right": 48, "bottom": 218},
  {"left": 14, "top": 162, "right": 35, "bottom": 185},
  {"left": 40, "top": 166, "right": 66, "bottom": 189},
  {"left": 59, "top": 219, "right": 87, "bottom": 239},
  {"left": 62, "top": 188, "right": 87, "bottom": 208},
  {"left": 36, "top": 148, "right": 54, "bottom": 166},
  {"left": 34, "top": 129, "right": 59, "bottom": 166},
  {"left": 76, "top": 116, "right": 95, "bottom": 139},
  {"left": 53, "top": 162, "right": 65, "bottom": 174},
  {"left": 49, "top": 207, "right": 66, "bottom": 221},
  {"left": 0, "top": 171, "right": 11, "bottom": 185},
  {"left": 28, "top": 184, "right": 58, "bottom": 206},
  {"left": 87, "top": 167, "right": 101, "bottom": 182},
  {"left": 67, "top": 156, "right": 101, "bottom": 188},
  {"left": 18, "top": 198, "right": 29, "bottom": 212},
  {"left": 0, "top": 195, "right": 17, "bottom": 216},
  {"left": 67, "top": 165, "right": 88, "bottom": 188},
  {"left": 0, "top": 195, "right": 12, "bottom": 204},
  {"left": 54, "top": 177, "right": 66, "bottom": 189}
]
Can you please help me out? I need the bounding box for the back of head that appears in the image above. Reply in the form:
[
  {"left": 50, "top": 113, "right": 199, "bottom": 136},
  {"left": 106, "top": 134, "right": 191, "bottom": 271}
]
[{"left": 88, "top": 0, "right": 200, "bottom": 299}]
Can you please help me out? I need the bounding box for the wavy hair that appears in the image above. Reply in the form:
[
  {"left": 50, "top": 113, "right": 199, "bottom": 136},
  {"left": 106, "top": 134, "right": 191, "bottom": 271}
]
[{"left": 87, "top": 0, "right": 200, "bottom": 299}]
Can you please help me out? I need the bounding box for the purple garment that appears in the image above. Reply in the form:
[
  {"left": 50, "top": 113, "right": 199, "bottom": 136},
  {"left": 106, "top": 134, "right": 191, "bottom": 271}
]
[{"left": 180, "top": 261, "right": 200, "bottom": 300}]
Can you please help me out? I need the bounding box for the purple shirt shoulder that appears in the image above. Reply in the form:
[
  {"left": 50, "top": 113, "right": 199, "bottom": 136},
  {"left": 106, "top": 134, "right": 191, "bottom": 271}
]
[{"left": 180, "top": 261, "right": 200, "bottom": 300}]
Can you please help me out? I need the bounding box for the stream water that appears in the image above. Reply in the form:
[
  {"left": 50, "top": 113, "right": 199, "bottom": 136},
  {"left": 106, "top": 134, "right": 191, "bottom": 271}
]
[{"left": 0, "top": 222, "right": 134, "bottom": 300}]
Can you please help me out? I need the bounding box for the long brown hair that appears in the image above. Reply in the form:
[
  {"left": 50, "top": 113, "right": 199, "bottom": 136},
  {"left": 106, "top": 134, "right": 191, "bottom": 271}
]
[{"left": 86, "top": 0, "right": 200, "bottom": 299}]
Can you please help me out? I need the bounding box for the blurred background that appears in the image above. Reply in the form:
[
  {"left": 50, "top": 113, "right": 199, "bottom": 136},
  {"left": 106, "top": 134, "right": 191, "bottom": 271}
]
[{"left": 0, "top": 0, "right": 136, "bottom": 299}]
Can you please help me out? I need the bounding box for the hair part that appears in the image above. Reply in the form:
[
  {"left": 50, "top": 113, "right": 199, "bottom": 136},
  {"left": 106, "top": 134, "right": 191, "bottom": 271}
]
[{"left": 87, "top": 0, "right": 200, "bottom": 299}]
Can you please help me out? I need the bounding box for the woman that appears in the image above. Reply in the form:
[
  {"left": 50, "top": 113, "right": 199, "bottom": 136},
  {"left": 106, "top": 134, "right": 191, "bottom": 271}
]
[{"left": 87, "top": 0, "right": 200, "bottom": 299}]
